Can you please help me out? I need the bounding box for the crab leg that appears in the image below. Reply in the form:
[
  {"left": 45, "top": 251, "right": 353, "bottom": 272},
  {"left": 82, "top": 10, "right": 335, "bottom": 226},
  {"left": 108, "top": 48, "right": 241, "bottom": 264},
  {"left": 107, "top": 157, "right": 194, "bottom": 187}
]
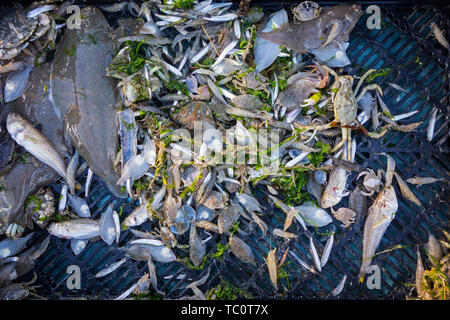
[
  {"left": 330, "top": 127, "right": 351, "bottom": 161},
  {"left": 354, "top": 69, "right": 377, "bottom": 95},
  {"left": 322, "top": 20, "right": 343, "bottom": 47},
  {"left": 356, "top": 84, "right": 383, "bottom": 102},
  {"left": 294, "top": 120, "right": 338, "bottom": 132},
  {"left": 346, "top": 127, "right": 352, "bottom": 162}
]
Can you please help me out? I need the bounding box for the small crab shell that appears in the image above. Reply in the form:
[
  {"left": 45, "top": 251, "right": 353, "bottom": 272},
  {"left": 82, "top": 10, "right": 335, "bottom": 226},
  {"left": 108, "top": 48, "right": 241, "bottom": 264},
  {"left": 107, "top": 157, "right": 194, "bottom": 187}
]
[
  {"left": 331, "top": 207, "right": 356, "bottom": 228},
  {"left": 357, "top": 169, "right": 381, "bottom": 194},
  {"left": 160, "top": 226, "right": 177, "bottom": 248},
  {"left": 292, "top": 1, "right": 321, "bottom": 21}
]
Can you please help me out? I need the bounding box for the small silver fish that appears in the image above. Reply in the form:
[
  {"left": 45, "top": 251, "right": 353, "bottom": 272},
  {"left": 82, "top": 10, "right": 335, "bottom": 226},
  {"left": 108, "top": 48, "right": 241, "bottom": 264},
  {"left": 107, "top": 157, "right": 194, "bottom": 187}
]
[
  {"left": 71, "top": 239, "right": 88, "bottom": 256},
  {"left": 273, "top": 228, "right": 298, "bottom": 239},
  {"left": 4, "top": 67, "right": 32, "bottom": 103},
  {"left": 67, "top": 150, "right": 79, "bottom": 195},
  {"left": 405, "top": 176, "right": 447, "bottom": 185},
  {"left": 309, "top": 236, "right": 322, "bottom": 272},
  {"left": 85, "top": 168, "right": 93, "bottom": 198},
  {"left": 26, "top": 5, "right": 56, "bottom": 18},
  {"left": 112, "top": 211, "right": 121, "bottom": 243},
  {"left": 415, "top": 246, "right": 425, "bottom": 297},
  {"left": 289, "top": 251, "right": 316, "bottom": 274},
  {"left": 211, "top": 40, "right": 238, "bottom": 68},
  {"left": 95, "top": 258, "right": 127, "bottom": 278},
  {"left": 203, "top": 13, "right": 237, "bottom": 22},
  {"left": 124, "top": 203, "right": 149, "bottom": 227},
  {"left": 116, "top": 154, "right": 149, "bottom": 186},
  {"left": 394, "top": 172, "right": 422, "bottom": 208},
  {"left": 114, "top": 283, "right": 137, "bottom": 300},
  {"left": 100, "top": 203, "right": 117, "bottom": 245},
  {"left": 68, "top": 194, "right": 91, "bottom": 218},
  {"left": 314, "top": 170, "right": 327, "bottom": 185},
  {"left": 387, "top": 82, "right": 407, "bottom": 93},
  {"left": 48, "top": 219, "right": 100, "bottom": 240},
  {"left": 321, "top": 232, "right": 334, "bottom": 267},
  {"left": 7, "top": 113, "right": 67, "bottom": 179},
  {"left": 58, "top": 184, "right": 68, "bottom": 212},
  {"left": 147, "top": 257, "right": 159, "bottom": 294},
  {"left": 427, "top": 108, "right": 438, "bottom": 142},
  {"left": 393, "top": 110, "right": 418, "bottom": 121},
  {"left": 331, "top": 275, "right": 347, "bottom": 296}
]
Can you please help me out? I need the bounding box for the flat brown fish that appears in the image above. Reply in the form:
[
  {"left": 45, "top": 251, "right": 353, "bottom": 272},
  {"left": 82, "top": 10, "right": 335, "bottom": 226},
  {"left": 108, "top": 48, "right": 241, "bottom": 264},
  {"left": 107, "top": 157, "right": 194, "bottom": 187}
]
[
  {"left": 50, "top": 6, "right": 125, "bottom": 197},
  {"left": 260, "top": 4, "right": 363, "bottom": 53}
]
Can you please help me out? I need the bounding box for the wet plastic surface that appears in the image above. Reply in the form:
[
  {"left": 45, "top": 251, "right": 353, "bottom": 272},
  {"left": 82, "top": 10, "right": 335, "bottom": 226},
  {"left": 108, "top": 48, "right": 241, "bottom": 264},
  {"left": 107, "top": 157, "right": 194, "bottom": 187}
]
[{"left": 22, "top": 3, "right": 449, "bottom": 299}]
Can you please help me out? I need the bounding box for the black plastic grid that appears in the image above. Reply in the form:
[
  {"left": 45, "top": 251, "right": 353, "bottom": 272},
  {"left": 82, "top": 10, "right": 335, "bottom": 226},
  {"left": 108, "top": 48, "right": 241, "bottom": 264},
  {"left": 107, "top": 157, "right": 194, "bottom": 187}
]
[{"left": 13, "top": 2, "right": 449, "bottom": 300}]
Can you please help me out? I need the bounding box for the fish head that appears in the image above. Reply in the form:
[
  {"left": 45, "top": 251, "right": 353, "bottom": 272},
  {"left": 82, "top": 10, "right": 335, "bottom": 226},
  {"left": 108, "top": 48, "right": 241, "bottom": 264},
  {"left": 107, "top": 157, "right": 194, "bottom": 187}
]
[
  {"left": 340, "top": 4, "right": 363, "bottom": 22},
  {"left": 373, "top": 186, "right": 398, "bottom": 218},
  {"left": 6, "top": 113, "right": 27, "bottom": 143},
  {"left": 320, "top": 186, "right": 343, "bottom": 208},
  {"left": 47, "top": 222, "right": 69, "bottom": 239},
  {"left": 378, "top": 186, "right": 398, "bottom": 213}
]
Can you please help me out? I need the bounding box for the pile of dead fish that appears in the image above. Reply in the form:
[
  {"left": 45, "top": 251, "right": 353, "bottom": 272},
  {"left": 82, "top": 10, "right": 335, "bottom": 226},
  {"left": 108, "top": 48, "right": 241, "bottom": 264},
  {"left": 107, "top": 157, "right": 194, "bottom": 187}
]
[{"left": 0, "top": 0, "right": 448, "bottom": 300}]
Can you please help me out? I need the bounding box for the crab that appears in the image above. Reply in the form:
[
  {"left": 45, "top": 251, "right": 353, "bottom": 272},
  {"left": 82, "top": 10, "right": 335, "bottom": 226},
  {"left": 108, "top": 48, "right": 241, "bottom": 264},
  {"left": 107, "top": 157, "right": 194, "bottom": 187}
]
[
  {"left": 0, "top": 3, "right": 60, "bottom": 61},
  {"left": 278, "top": 63, "right": 329, "bottom": 112},
  {"left": 331, "top": 207, "right": 356, "bottom": 228},
  {"left": 357, "top": 168, "right": 382, "bottom": 196},
  {"left": 295, "top": 66, "right": 383, "bottom": 161},
  {"left": 232, "top": 71, "right": 270, "bottom": 96},
  {"left": 292, "top": 1, "right": 322, "bottom": 22},
  {"left": 151, "top": 225, "right": 177, "bottom": 248},
  {"left": 26, "top": 187, "right": 55, "bottom": 229}
]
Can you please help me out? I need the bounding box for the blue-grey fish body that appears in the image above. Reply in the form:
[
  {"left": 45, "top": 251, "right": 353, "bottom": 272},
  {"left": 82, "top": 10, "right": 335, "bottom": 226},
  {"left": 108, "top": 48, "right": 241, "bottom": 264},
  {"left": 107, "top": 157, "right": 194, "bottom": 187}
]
[
  {"left": 50, "top": 6, "right": 125, "bottom": 198},
  {"left": 119, "top": 110, "right": 137, "bottom": 166},
  {"left": 0, "top": 232, "right": 34, "bottom": 258},
  {"left": 68, "top": 194, "right": 91, "bottom": 218},
  {"left": 71, "top": 239, "right": 88, "bottom": 255},
  {"left": 48, "top": 219, "right": 100, "bottom": 240},
  {"left": 4, "top": 67, "right": 33, "bottom": 103},
  {"left": 67, "top": 150, "right": 79, "bottom": 195},
  {"left": 99, "top": 203, "right": 116, "bottom": 245}
]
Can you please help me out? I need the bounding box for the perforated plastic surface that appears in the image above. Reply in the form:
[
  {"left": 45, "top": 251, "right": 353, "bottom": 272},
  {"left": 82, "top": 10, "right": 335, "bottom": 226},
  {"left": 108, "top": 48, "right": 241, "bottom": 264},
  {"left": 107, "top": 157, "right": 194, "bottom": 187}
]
[{"left": 24, "top": 3, "right": 449, "bottom": 299}]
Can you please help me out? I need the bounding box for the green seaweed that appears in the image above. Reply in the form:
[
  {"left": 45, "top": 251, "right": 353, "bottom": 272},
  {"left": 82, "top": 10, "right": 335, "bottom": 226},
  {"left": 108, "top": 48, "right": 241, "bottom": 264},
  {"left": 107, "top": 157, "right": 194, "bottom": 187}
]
[
  {"left": 364, "top": 67, "right": 391, "bottom": 83},
  {"left": 25, "top": 195, "right": 42, "bottom": 212},
  {"left": 270, "top": 169, "right": 310, "bottom": 206},
  {"left": 206, "top": 280, "right": 252, "bottom": 300},
  {"left": 164, "top": 0, "right": 195, "bottom": 9},
  {"left": 166, "top": 80, "right": 189, "bottom": 96},
  {"left": 307, "top": 141, "right": 330, "bottom": 167}
]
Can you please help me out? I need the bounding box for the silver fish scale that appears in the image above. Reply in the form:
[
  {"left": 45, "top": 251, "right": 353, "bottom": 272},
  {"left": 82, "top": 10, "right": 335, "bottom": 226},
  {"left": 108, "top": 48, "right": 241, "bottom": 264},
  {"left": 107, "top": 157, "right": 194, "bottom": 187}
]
[{"left": 24, "top": 4, "right": 449, "bottom": 300}]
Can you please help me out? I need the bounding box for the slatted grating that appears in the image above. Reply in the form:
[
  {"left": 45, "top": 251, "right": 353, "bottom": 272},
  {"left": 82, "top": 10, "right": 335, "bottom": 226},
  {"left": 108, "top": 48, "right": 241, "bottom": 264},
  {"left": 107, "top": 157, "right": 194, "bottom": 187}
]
[{"left": 17, "top": 2, "right": 450, "bottom": 299}]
